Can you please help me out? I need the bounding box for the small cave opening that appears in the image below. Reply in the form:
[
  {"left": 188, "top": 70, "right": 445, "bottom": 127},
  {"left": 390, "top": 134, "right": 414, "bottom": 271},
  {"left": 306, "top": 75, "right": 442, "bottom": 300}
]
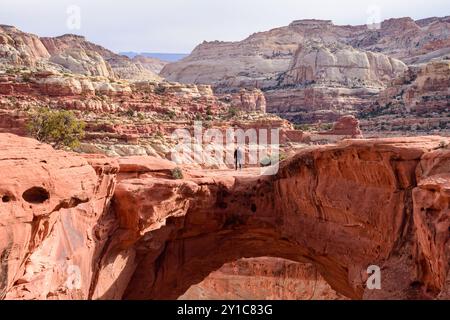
[
  {"left": 2, "top": 195, "right": 12, "bottom": 203},
  {"left": 22, "top": 187, "right": 50, "bottom": 204}
]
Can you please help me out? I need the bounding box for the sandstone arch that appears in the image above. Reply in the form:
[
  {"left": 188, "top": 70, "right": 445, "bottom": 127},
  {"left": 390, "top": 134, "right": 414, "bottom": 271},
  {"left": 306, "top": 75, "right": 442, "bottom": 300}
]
[
  {"left": 1, "top": 134, "right": 448, "bottom": 300},
  {"left": 91, "top": 137, "right": 449, "bottom": 300}
]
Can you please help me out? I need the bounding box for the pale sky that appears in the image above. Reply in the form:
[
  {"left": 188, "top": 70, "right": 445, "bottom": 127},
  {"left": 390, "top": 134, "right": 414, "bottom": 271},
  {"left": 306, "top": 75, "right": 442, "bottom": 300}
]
[{"left": 0, "top": 0, "right": 449, "bottom": 53}]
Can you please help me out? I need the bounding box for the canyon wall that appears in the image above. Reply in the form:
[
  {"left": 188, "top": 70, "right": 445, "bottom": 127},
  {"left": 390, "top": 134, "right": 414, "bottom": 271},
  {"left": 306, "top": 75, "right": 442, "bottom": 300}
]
[
  {"left": 161, "top": 17, "right": 450, "bottom": 125},
  {"left": 1, "top": 134, "right": 448, "bottom": 300},
  {"left": 0, "top": 26, "right": 162, "bottom": 81},
  {"left": 161, "top": 17, "right": 449, "bottom": 89},
  {"left": 0, "top": 134, "right": 118, "bottom": 299},
  {"left": 180, "top": 258, "right": 346, "bottom": 300}
]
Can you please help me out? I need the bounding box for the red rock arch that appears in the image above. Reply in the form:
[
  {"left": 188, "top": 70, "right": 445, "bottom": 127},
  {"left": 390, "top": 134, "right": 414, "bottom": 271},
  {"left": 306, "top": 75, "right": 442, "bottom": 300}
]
[{"left": 91, "top": 137, "right": 449, "bottom": 300}]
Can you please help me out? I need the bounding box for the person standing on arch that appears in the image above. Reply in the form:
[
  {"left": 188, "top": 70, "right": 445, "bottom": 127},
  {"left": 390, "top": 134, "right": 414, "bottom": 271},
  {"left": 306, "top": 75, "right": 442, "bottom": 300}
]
[{"left": 234, "top": 146, "right": 243, "bottom": 171}]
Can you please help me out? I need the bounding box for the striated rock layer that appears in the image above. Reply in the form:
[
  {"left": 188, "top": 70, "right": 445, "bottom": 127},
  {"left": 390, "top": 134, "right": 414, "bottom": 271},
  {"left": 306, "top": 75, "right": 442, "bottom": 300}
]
[
  {"left": 180, "top": 258, "right": 346, "bottom": 300},
  {"left": 162, "top": 17, "right": 449, "bottom": 88},
  {"left": 0, "top": 26, "right": 161, "bottom": 81},
  {"left": 161, "top": 17, "right": 449, "bottom": 124},
  {"left": 1, "top": 134, "right": 449, "bottom": 300},
  {"left": 0, "top": 134, "right": 118, "bottom": 299}
]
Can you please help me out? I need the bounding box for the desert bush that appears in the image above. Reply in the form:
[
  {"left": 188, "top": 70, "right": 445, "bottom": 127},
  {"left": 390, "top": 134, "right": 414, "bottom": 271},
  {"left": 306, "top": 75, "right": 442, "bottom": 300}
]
[
  {"left": 27, "top": 107, "right": 85, "bottom": 149},
  {"left": 171, "top": 167, "right": 184, "bottom": 180},
  {"left": 155, "top": 86, "right": 166, "bottom": 95},
  {"left": 137, "top": 112, "right": 145, "bottom": 121},
  {"left": 294, "top": 124, "right": 312, "bottom": 131},
  {"left": 320, "top": 123, "right": 333, "bottom": 131},
  {"left": 124, "top": 109, "right": 135, "bottom": 117},
  {"left": 166, "top": 110, "right": 177, "bottom": 120},
  {"left": 227, "top": 107, "right": 240, "bottom": 118},
  {"left": 438, "top": 141, "right": 448, "bottom": 149}
]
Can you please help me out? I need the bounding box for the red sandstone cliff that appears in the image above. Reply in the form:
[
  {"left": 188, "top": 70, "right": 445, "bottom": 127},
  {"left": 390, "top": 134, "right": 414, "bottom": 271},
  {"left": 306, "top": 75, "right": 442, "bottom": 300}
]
[{"left": 1, "top": 134, "right": 448, "bottom": 300}]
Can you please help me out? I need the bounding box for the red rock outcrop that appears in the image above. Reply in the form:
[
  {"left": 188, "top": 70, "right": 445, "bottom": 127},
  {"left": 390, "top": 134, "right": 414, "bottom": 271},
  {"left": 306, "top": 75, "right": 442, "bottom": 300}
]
[
  {"left": 218, "top": 89, "right": 267, "bottom": 113},
  {"left": 92, "top": 137, "right": 450, "bottom": 300},
  {"left": 1, "top": 134, "right": 449, "bottom": 300},
  {"left": 413, "top": 148, "right": 450, "bottom": 297},
  {"left": 0, "top": 134, "right": 118, "bottom": 299},
  {"left": 180, "top": 258, "right": 346, "bottom": 300},
  {"left": 324, "top": 115, "right": 363, "bottom": 138}
]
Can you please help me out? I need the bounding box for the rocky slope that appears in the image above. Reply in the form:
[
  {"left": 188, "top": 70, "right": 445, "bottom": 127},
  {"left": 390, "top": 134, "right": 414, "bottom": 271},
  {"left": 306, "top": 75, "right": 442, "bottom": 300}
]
[
  {"left": 1, "top": 134, "right": 448, "bottom": 300},
  {"left": 0, "top": 25, "right": 161, "bottom": 81},
  {"left": 0, "top": 67, "right": 301, "bottom": 160},
  {"left": 0, "top": 134, "right": 118, "bottom": 299},
  {"left": 161, "top": 17, "right": 449, "bottom": 89},
  {"left": 281, "top": 41, "right": 407, "bottom": 87},
  {"left": 359, "top": 58, "right": 450, "bottom": 134},
  {"left": 131, "top": 55, "right": 168, "bottom": 74},
  {"left": 161, "top": 17, "right": 449, "bottom": 125}
]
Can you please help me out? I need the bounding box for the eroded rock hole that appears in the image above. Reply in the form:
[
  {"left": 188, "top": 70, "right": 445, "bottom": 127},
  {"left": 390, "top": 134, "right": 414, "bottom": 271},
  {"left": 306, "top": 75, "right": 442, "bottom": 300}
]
[
  {"left": 2, "top": 195, "right": 11, "bottom": 203},
  {"left": 251, "top": 204, "right": 257, "bottom": 213},
  {"left": 22, "top": 187, "right": 50, "bottom": 204}
]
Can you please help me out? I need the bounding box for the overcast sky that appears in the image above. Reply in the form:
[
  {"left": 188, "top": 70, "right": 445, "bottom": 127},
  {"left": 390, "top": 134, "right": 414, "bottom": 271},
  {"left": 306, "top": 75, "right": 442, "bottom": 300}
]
[{"left": 1, "top": 0, "right": 449, "bottom": 53}]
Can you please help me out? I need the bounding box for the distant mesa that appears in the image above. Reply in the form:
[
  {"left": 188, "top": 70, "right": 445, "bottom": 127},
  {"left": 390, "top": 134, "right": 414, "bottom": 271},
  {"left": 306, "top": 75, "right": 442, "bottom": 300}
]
[
  {"left": 289, "top": 19, "right": 333, "bottom": 27},
  {"left": 120, "top": 52, "right": 189, "bottom": 62}
]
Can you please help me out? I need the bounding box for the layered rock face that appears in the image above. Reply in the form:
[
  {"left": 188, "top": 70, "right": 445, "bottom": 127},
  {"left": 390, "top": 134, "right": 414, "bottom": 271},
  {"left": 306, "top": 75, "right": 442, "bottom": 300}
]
[
  {"left": 0, "top": 27, "right": 161, "bottom": 81},
  {"left": 265, "top": 41, "right": 407, "bottom": 123},
  {"left": 161, "top": 17, "right": 448, "bottom": 88},
  {"left": 359, "top": 58, "right": 450, "bottom": 134},
  {"left": 161, "top": 17, "right": 449, "bottom": 124},
  {"left": 282, "top": 42, "right": 407, "bottom": 87},
  {"left": 40, "top": 34, "right": 162, "bottom": 81},
  {"left": 219, "top": 88, "right": 267, "bottom": 113},
  {"left": 0, "top": 134, "right": 118, "bottom": 299},
  {"left": 0, "top": 69, "right": 298, "bottom": 159},
  {"left": 326, "top": 115, "right": 363, "bottom": 138},
  {"left": 131, "top": 55, "right": 168, "bottom": 74},
  {"left": 180, "top": 258, "right": 346, "bottom": 300},
  {"left": 1, "top": 134, "right": 449, "bottom": 300},
  {"left": 0, "top": 25, "right": 50, "bottom": 67},
  {"left": 413, "top": 148, "right": 450, "bottom": 297}
]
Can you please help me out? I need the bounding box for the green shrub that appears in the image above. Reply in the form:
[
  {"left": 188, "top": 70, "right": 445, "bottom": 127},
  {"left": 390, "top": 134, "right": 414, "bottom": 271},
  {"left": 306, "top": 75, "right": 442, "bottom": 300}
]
[
  {"left": 227, "top": 107, "right": 240, "bottom": 118},
  {"left": 171, "top": 167, "right": 184, "bottom": 180},
  {"left": 27, "top": 107, "right": 85, "bottom": 149},
  {"left": 320, "top": 123, "right": 333, "bottom": 131},
  {"left": 166, "top": 110, "right": 177, "bottom": 120},
  {"left": 155, "top": 86, "right": 166, "bottom": 95},
  {"left": 294, "top": 124, "right": 312, "bottom": 131},
  {"left": 124, "top": 109, "right": 135, "bottom": 117},
  {"left": 137, "top": 112, "right": 145, "bottom": 121},
  {"left": 438, "top": 141, "right": 448, "bottom": 149}
]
